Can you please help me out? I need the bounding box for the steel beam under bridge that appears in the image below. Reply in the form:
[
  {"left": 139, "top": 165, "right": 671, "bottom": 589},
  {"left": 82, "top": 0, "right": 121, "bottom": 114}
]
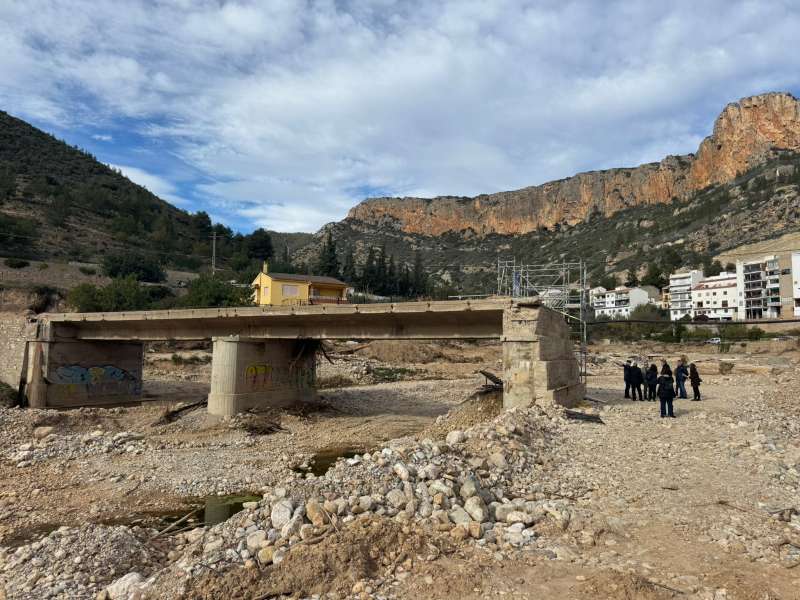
[{"left": 40, "top": 299, "right": 511, "bottom": 341}]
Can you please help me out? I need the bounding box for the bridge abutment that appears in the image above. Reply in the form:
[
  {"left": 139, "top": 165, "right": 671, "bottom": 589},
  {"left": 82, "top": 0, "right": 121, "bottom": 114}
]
[
  {"left": 23, "top": 340, "right": 144, "bottom": 408},
  {"left": 208, "top": 337, "right": 317, "bottom": 417},
  {"left": 502, "top": 304, "right": 584, "bottom": 409}
]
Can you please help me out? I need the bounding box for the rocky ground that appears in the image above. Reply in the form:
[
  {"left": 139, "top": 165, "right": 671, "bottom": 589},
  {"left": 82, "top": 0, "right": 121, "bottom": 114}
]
[{"left": 0, "top": 342, "right": 798, "bottom": 599}]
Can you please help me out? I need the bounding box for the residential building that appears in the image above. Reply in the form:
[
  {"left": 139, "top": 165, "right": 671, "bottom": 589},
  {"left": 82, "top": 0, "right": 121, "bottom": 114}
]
[
  {"left": 691, "top": 272, "right": 737, "bottom": 321},
  {"left": 735, "top": 254, "right": 794, "bottom": 319},
  {"left": 252, "top": 262, "right": 348, "bottom": 306},
  {"left": 668, "top": 270, "right": 704, "bottom": 321},
  {"left": 660, "top": 286, "right": 670, "bottom": 311},
  {"left": 793, "top": 252, "right": 800, "bottom": 317},
  {"left": 589, "top": 285, "right": 657, "bottom": 319}
]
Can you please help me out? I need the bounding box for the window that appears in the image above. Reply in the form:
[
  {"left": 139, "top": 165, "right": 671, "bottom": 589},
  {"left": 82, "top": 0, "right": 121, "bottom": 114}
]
[
  {"left": 722, "top": 301, "right": 728, "bottom": 308},
  {"left": 282, "top": 284, "right": 299, "bottom": 297}
]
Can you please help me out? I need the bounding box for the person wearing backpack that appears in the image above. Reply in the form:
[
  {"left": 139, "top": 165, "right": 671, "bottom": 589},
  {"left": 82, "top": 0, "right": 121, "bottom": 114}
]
[
  {"left": 689, "top": 363, "right": 702, "bottom": 401},
  {"left": 657, "top": 362, "right": 676, "bottom": 418}
]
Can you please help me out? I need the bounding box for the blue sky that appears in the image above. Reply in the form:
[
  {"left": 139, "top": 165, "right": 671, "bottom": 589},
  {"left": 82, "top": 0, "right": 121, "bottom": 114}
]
[{"left": 2, "top": 0, "right": 799, "bottom": 233}]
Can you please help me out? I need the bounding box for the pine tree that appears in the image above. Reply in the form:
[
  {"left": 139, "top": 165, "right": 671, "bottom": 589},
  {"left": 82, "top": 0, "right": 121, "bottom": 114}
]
[
  {"left": 341, "top": 246, "right": 356, "bottom": 283},
  {"left": 387, "top": 255, "right": 398, "bottom": 296},
  {"left": 376, "top": 244, "right": 387, "bottom": 293},
  {"left": 315, "top": 232, "right": 339, "bottom": 278},
  {"left": 281, "top": 245, "right": 291, "bottom": 270},
  {"left": 361, "top": 247, "right": 377, "bottom": 291},
  {"left": 412, "top": 251, "right": 427, "bottom": 297}
]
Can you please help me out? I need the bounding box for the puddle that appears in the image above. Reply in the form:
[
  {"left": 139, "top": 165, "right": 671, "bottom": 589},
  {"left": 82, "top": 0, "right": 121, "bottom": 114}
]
[
  {"left": 109, "top": 494, "right": 261, "bottom": 531},
  {"left": 3, "top": 495, "right": 262, "bottom": 547},
  {"left": 200, "top": 494, "right": 261, "bottom": 525},
  {"left": 293, "top": 446, "right": 366, "bottom": 477}
]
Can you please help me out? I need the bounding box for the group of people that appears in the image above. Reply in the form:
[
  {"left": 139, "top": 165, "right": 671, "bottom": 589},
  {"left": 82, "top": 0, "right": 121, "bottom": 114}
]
[{"left": 623, "top": 358, "right": 702, "bottom": 418}]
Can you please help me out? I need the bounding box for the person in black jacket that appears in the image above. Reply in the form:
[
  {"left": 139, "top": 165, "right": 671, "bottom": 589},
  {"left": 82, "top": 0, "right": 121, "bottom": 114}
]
[
  {"left": 623, "top": 360, "right": 632, "bottom": 398},
  {"left": 645, "top": 364, "right": 658, "bottom": 401},
  {"left": 657, "top": 363, "right": 676, "bottom": 418},
  {"left": 675, "top": 359, "right": 689, "bottom": 399},
  {"left": 629, "top": 361, "right": 644, "bottom": 401},
  {"left": 689, "top": 363, "right": 702, "bottom": 401}
]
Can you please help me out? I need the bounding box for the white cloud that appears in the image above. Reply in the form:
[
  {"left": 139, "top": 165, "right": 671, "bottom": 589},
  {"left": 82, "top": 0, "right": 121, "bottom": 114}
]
[
  {"left": 108, "top": 164, "right": 189, "bottom": 207},
  {"left": 1, "top": 1, "right": 800, "bottom": 231},
  {"left": 92, "top": 133, "right": 113, "bottom": 141}
]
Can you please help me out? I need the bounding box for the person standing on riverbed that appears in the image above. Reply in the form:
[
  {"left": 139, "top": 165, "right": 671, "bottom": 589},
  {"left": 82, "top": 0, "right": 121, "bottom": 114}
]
[
  {"left": 689, "top": 363, "right": 702, "bottom": 401},
  {"left": 629, "top": 361, "right": 644, "bottom": 401},
  {"left": 645, "top": 364, "right": 658, "bottom": 401},
  {"left": 675, "top": 359, "right": 689, "bottom": 399},
  {"left": 623, "top": 360, "right": 632, "bottom": 399},
  {"left": 657, "top": 362, "right": 676, "bottom": 418}
]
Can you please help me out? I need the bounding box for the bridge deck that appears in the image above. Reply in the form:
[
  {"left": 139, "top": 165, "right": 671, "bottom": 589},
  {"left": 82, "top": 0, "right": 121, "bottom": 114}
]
[{"left": 41, "top": 298, "right": 520, "bottom": 341}]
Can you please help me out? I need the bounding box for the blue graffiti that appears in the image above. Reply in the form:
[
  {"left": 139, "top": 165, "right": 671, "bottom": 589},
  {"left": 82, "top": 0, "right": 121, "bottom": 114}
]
[{"left": 52, "top": 365, "right": 136, "bottom": 386}]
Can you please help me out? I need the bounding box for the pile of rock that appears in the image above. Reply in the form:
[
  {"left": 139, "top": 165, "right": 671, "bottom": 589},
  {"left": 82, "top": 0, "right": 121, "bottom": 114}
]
[
  {"left": 0, "top": 524, "right": 165, "bottom": 600},
  {"left": 143, "top": 404, "right": 585, "bottom": 596},
  {"left": 6, "top": 430, "right": 150, "bottom": 468}
]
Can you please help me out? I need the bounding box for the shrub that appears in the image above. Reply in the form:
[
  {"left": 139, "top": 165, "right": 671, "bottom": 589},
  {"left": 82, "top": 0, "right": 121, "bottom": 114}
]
[
  {"left": 78, "top": 266, "right": 97, "bottom": 276},
  {"left": 101, "top": 252, "right": 165, "bottom": 283},
  {"left": 37, "top": 263, "right": 49, "bottom": 270},
  {"left": 4, "top": 258, "right": 29, "bottom": 269},
  {"left": 67, "top": 276, "right": 150, "bottom": 312},
  {"left": 176, "top": 274, "right": 253, "bottom": 308},
  {"left": 747, "top": 327, "right": 765, "bottom": 341}
]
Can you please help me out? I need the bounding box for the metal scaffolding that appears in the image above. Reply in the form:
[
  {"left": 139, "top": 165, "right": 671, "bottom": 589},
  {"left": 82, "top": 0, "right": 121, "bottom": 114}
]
[{"left": 496, "top": 258, "right": 589, "bottom": 383}]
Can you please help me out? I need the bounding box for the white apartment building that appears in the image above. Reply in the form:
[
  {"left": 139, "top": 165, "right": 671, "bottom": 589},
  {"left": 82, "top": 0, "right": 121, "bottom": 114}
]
[
  {"left": 691, "top": 272, "right": 737, "bottom": 321},
  {"left": 668, "top": 270, "right": 704, "bottom": 321},
  {"left": 590, "top": 285, "right": 656, "bottom": 319},
  {"left": 735, "top": 255, "right": 783, "bottom": 319}
]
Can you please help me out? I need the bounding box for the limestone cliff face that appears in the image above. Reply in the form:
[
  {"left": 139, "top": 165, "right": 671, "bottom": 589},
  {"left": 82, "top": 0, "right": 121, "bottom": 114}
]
[{"left": 347, "top": 92, "right": 800, "bottom": 236}]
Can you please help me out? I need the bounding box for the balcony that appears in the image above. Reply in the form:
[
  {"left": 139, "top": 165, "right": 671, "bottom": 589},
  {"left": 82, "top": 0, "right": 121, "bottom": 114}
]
[{"left": 309, "top": 295, "right": 348, "bottom": 305}]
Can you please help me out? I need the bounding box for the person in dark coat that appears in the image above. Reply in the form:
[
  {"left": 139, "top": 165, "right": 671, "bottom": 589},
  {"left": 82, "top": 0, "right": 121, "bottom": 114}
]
[
  {"left": 657, "top": 363, "right": 676, "bottom": 418},
  {"left": 623, "top": 360, "right": 632, "bottom": 398},
  {"left": 675, "top": 359, "right": 689, "bottom": 399},
  {"left": 689, "top": 363, "right": 702, "bottom": 401},
  {"left": 629, "top": 361, "right": 644, "bottom": 401},
  {"left": 645, "top": 364, "right": 658, "bottom": 401}
]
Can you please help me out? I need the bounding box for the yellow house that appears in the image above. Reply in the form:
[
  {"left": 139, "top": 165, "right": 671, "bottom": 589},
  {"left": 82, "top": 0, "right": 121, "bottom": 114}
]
[{"left": 252, "top": 263, "right": 349, "bottom": 306}]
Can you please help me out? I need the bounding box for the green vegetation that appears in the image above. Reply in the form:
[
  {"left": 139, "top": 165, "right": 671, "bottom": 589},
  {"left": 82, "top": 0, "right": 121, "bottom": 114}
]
[
  {"left": 175, "top": 274, "right": 253, "bottom": 308},
  {"left": 101, "top": 252, "right": 165, "bottom": 283},
  {"left": 371, "top": 366, "right": 419, "bottom": 382},
  {"left": 68, "top": 276, "right": 154, "bottom": 312},
  {"left": 171, "top": 353, "right": 211, "bottom": 366},
  {"left": 66, "top": 274, "right": 252, "bottom": 313},
  {"left": 3, "top": 258, "right": 29, "bottom": 269},
  {"left": 78, "top": 266, "right": 96, "bottom": 276}
]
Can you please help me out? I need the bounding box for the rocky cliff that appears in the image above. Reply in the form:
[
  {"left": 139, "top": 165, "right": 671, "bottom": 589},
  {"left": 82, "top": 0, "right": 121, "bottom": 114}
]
[{"left": 347, "top": 92, "right": 800, "bottom": 236}]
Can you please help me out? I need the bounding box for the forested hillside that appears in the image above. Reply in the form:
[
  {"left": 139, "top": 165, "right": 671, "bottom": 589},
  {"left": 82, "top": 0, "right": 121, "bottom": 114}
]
[{"left": 0, "top": 110, "right": 312, "bottom": 278}]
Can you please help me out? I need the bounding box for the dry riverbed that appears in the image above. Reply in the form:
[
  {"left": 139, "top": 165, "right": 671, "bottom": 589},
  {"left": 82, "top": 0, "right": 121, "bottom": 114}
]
[{"left": 0, "top": 342, "right": 798, "bottom": 599}]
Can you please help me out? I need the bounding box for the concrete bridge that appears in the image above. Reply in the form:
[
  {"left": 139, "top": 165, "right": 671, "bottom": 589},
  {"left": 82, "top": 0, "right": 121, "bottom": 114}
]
[{"left": 21, "top": 299, "right": 584, "bottom": 416}]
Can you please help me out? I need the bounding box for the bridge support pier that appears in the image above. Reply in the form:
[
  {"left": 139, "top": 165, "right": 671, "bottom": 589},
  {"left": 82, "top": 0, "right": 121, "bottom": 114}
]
[
  {"left": 502, "top": 304, "right": 584, "bottom": 409},
  {"left": 23, "top": 340, "right": 144, "bottom": 408},
  {"left": 208, "top": 336, "right": 317, "bottom": 417}
]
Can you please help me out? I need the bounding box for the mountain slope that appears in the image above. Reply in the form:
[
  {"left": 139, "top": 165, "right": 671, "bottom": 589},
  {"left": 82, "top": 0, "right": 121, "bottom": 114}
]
[{"left": 346, "top": 92, "right": 800, "bottom": 236}]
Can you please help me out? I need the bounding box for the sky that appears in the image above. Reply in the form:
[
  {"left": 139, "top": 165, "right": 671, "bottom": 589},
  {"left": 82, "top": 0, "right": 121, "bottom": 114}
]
[{"left": 1, "top": 0, "right": 799, "bottom": 233}]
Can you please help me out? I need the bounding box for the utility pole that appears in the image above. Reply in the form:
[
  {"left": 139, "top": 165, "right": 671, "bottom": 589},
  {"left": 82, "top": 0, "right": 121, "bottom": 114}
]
[{"left": 211, "top": 231, "right": 217, "bottom": 275}]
